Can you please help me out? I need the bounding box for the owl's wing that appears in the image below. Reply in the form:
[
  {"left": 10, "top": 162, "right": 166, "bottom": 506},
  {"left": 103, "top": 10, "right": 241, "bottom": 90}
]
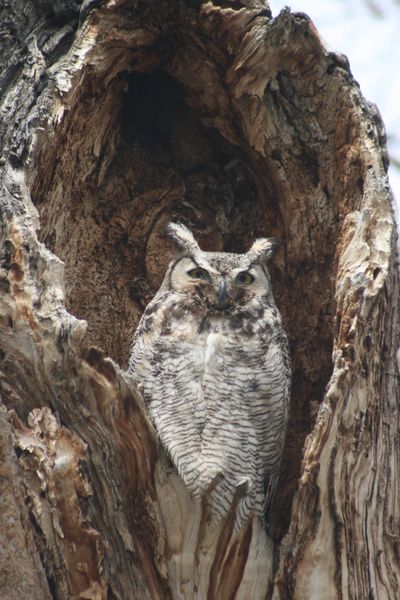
[
  {"left": 129, "top": 300, "right": 206, "bottom": 494},
  {"left": 261, "top": 330, "right": 291, "bottom": 526}
]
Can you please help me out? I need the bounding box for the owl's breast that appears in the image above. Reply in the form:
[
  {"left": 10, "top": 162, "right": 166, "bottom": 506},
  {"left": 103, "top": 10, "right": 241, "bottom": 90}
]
[
  {"left": 131, "top": 297, "right": 282, "bottom": 391},
  {"left": 204, "top": 330, "right": 221, "bottom": 367},
  {"left": 155, "top": 299, "right": 274, "bottom": 353}
]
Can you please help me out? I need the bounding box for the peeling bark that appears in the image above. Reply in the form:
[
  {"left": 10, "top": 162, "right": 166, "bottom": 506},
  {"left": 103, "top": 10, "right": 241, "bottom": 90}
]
[{"left": 0, "top": 1, "right": 399, "bottom": 599}]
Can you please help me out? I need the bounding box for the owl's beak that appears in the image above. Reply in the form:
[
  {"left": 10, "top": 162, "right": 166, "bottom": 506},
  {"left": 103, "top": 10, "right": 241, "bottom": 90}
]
[{"left": 218, "top": 279, "right": 227, "bottom": 307}]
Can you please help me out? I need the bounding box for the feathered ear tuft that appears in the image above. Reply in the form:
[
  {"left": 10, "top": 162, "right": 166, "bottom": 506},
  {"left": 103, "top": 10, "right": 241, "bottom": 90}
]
[
  {"left": 248, "top": 237, "right": 281, "bottom": 263},
  {"left": 166, "top": 222, "right": 201, "bottom": 255}
]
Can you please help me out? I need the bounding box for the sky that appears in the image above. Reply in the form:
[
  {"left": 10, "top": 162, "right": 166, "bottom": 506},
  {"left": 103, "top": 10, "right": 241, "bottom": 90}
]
[{"left": 268, "top": 0, "right": 400, "bottom": 215}]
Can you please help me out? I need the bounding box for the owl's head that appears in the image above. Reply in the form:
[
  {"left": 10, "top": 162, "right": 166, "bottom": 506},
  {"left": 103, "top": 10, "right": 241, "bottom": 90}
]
[{"left": 165, "top": 222, "right": 280, "bottom": 311}]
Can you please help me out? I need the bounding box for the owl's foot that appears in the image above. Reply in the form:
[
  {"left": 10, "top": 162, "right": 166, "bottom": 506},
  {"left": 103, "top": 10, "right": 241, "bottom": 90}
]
[
  {"left": 197, "top": 465, "right": 226, "bottom": 495},
  {"left": 234, "top": 477, "right": 253, "bottom": 498},
  {"left": 205, "top": 472, "right": 224, "bottom": 494}
]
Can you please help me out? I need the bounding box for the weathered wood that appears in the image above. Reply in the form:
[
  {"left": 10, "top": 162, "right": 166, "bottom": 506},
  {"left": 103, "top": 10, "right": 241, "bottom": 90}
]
[{"left": 0, "top": 0, "right": 399, "bottom": 598}]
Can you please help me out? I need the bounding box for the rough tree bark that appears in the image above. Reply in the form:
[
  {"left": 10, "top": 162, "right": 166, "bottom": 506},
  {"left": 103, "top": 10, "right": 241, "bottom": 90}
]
[{"left": 0, "top": 1, "right": 399, "bottom": 599}]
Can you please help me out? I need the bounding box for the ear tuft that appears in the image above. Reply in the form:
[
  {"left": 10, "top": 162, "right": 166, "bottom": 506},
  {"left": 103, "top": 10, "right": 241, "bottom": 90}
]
[
  {"left": 166, "top": 222, "right": 200, "bottom": 255},
  {"left": 248, "top": 237, "right": 281, "bottom": 263}
]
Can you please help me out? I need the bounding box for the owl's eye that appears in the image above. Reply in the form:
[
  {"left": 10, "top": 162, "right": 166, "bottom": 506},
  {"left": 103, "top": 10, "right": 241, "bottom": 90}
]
[
  {"left": 187, "top": 267, "right": 209, "bottom": 280},
  {"left": 235, "top": 271, "right": 255, "bottom": 286}
]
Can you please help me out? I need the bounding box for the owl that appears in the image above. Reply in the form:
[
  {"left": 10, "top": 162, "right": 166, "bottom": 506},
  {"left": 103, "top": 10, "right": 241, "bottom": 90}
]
[{"left": 128, "top": 223, "right": 291, "bottom": 530}]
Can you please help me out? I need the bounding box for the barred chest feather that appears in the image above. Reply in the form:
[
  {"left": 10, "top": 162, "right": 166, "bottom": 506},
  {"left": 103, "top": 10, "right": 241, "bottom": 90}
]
[{"left": 128, "top": 223, "right": 291, "bottom": 531}]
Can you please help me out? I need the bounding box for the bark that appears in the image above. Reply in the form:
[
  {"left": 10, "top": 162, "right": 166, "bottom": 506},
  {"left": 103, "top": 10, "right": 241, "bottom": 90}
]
[{"left": 0, "top": 1, "right": 399, "bottom": 599}]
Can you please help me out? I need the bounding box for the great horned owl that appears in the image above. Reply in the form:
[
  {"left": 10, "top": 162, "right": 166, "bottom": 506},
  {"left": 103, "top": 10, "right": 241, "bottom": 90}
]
[{"left": 128, "top": 223, "right": 291, "bottom": 530}]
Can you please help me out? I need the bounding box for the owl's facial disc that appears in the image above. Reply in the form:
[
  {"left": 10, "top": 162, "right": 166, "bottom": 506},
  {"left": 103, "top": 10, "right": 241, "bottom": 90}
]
[{"left": 169, "top": 255, "right": 271, "bottom": 310}]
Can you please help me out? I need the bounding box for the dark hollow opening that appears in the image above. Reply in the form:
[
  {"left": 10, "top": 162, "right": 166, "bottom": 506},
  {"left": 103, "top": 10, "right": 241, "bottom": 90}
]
[{"left": 32, "top": 67, "right": 334, "bottom": 542}]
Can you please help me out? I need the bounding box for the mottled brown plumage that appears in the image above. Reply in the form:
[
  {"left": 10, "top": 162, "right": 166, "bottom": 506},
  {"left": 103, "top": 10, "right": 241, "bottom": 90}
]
[{"left": 128, "top": 223, "right": 291, "bottom": 530}]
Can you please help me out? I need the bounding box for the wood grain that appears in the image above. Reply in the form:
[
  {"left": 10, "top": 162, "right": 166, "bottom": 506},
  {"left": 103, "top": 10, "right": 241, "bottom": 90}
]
[{"left": 0, "top": 0, "right": 398, "bottom": 598}]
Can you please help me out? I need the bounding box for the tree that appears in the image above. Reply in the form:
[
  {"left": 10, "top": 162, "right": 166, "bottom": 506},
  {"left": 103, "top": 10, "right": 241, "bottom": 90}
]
[{"left": 0, "top": 1, "right": 398, "bottom": 598}]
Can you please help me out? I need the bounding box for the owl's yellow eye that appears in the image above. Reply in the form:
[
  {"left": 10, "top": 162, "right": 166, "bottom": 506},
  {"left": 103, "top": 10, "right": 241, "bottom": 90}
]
[
  {"left": 235, "top": 271, "right": 254, "bottom": 286},
  {"left": 187, "top": 267, "right": 209, "bottom": 280}
]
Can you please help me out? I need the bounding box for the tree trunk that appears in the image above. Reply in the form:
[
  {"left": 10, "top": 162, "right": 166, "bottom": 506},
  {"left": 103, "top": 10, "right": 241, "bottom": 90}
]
[{"left": 0, "top": 1, "right": 398, "bottom": 598}]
